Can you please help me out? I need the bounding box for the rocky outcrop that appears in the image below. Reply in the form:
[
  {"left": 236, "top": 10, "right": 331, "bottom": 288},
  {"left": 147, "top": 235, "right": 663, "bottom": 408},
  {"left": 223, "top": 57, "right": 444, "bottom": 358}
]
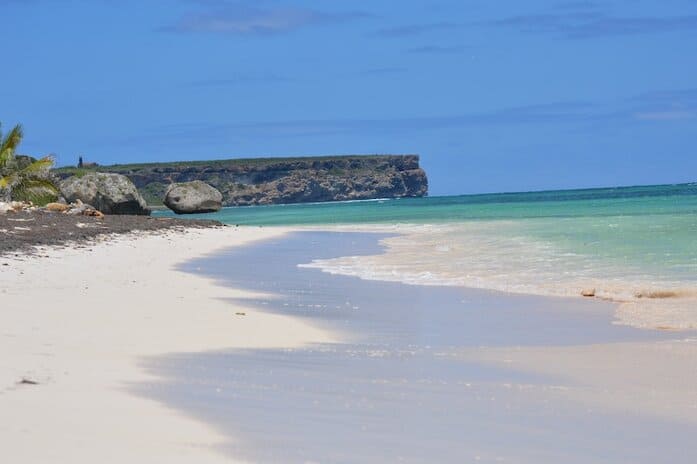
[
  {"left": 0, "top": 200, "right": 103, "bottom": 217},
  {"left": 221, "top": 167, "right": 427, "bottom": 205},
  {"left": 59, "top": 173, "right": 150, "bottom": 215},
  {"left": 45, "top": 200, "right": 105, "bottom": 217},
  {"left": 55, "top": 155, "right": 428, "bottom": 207},
  {"left": 0, "top": 201, "right": 32, "bottom": 214},
  {"left": 164, "top": 181, "right": 223, "bottom": 214}
]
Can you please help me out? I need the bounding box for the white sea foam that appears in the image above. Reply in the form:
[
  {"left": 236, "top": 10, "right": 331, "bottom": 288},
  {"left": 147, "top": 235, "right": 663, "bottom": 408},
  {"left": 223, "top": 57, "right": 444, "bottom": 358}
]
[{"left": 300, "top": 222, "right": 697, "bottom": 329}]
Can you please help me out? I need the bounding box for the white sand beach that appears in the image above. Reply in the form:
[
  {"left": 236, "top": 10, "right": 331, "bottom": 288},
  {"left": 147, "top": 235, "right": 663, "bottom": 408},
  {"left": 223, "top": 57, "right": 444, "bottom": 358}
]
[
  {"left": 0, "top": 226, "right": 337, "bottom": 463},
  {"left": 2, "top": 225, "right": 696, "bottom": 463}
]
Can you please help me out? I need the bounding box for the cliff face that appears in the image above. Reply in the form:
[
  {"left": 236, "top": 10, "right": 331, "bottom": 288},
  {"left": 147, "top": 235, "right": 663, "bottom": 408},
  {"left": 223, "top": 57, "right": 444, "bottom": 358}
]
[{"left": 55, "top": 155, "right": 428, "bottom": 206}]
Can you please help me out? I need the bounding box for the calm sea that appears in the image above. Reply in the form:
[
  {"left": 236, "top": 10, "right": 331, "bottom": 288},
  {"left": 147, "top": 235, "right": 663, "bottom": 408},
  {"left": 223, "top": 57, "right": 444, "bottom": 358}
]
[{"left": 157, "top": 183, "right": 697, "bottom": 316}]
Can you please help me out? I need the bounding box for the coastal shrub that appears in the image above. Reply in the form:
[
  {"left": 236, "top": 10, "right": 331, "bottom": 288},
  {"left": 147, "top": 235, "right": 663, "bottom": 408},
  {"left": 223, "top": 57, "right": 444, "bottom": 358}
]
[
  {"left": 70, "top": 168, "right": 94, "bottom": 178},
  {"left": 328, "top": 167, "right": 346, "bottom": 176},
  {"left": 0, "top": 123, "right": 59, "bottom": 205},
  {"left": 140, "top": 182, "right": 168, "bottom": 205}
]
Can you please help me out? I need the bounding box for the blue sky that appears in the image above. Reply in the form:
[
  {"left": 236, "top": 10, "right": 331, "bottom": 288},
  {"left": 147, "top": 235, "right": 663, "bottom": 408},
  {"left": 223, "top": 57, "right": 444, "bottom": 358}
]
[{"left": 2, "top": 0, "right": 696, "bottom": 195}]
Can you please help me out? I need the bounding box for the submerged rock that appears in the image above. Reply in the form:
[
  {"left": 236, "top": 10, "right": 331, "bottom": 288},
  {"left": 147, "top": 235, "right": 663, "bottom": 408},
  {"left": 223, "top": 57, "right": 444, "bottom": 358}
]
[
  {"left": 163, "top": 181, "right": 223, "bottom": 214},
  {"left": 59, "top": 173, "right": 150, "bottom": 215}
]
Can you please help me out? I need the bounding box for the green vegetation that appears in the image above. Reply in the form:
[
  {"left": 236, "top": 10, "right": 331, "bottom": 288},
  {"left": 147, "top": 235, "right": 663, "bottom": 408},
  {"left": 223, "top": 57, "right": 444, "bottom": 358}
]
[
  {"left": 53, "top": 154, "right": 414, "bottom": 174},
  {"left": 56, "top": 167, "right": 96, "bottom": 178},
  {"left": 50, "top": 154, "right": 425, "bottom": 207},
  {"left": 0, "top": 123, "right": 59, "bottom": 204},
  {"left": 138, "top": 182, "right": 169, "bottom": 205},
  {"left": 328, "top": 167, "right": 346, "bottom": 176}
]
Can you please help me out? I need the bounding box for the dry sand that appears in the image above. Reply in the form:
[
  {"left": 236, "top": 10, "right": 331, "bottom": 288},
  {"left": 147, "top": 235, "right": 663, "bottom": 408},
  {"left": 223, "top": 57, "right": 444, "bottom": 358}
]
[{"left": 0, "top": 226, "right": 335, "bottom": 463}]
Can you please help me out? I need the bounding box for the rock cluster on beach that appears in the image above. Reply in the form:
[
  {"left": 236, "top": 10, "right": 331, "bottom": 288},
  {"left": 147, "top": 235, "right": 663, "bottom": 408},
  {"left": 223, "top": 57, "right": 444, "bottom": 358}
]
[
  {"left": 1, "top": 200, "right": 105, "bottom": 218},
  {"left": 59, "top": 173, "right": 150, "bottom": 215},
  {"left": 44, "top": 200, "right": 105, "bottom": 217},
  {"left": 0, "top": 201, "right": 33, "bottom": 214}
]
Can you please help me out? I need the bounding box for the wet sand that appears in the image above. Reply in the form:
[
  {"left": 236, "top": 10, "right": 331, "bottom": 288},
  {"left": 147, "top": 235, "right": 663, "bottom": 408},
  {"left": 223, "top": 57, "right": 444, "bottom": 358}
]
[{"left": 139, "top": 231, "right": 697, "bottom": 463}]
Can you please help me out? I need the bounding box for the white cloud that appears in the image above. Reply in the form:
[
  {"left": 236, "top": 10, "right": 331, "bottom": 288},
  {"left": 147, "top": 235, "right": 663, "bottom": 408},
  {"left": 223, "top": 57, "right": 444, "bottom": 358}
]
[{"left": 634, "top": 111, "right": 694, "bottom": 121}]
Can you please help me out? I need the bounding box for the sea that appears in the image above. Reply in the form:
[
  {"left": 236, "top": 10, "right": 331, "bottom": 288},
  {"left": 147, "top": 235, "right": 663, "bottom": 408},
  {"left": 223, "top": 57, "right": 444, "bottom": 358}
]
[
  {"left": 157, "top": 182, "right": 697, "bottom": 319},
  {"left": 146, "top": 183, "right": 697, "bottom": 462}
]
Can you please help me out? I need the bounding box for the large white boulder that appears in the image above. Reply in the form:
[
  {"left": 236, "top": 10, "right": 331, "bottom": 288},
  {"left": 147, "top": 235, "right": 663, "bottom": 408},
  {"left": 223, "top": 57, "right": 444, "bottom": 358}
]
[
  {"left": 60, "top": 173, "right": 150, "bottom": 215},
  {"left": 163, "top": 181, "right": 223, "bottom": 214}
]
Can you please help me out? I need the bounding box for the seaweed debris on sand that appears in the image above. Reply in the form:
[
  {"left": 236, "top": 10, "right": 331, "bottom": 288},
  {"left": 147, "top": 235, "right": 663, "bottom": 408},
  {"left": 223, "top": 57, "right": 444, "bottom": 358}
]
[{"left": 0, "top": 208, "right": 221, "bottom": 256}]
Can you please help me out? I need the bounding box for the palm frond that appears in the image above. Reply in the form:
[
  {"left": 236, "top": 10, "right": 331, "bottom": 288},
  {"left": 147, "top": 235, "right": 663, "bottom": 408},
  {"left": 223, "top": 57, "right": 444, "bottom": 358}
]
[
  {"left": 11, "top": 177, "right": 59, "bottom": 205},
  {"left": 0, "top": 123, "right": 59, "bottom": 205},
  {"left": 0, "top": 148, "right": 11, "bottom": 169},
  {"left": 18, "top": 155, "right": 54, "bottom": 176},
  {"left": 0, "top": 124, "right": 23, "bottom": 158},
  {"left": 0, "top": 172, "right": 18, "bottom": 189},
  {"left": 0, "top": 124, "right": 24, "bottom": 169}
]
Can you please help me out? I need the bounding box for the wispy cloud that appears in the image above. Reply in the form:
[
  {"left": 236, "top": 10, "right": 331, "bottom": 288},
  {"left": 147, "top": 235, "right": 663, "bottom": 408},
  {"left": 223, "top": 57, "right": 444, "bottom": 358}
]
[
  {"left": 359, "top": 67, "right": 408, "bottom": 76},
  {"left": 186, "top": 72, "right": 293, "bottom": 87},
  {"left": 629, "top": 88, "right": 697, "bottom": 121},
  {"left": 121, "top": 101, "right": 599, "bottom": 146},
  {"left": 120, "top": 87, "right": 697, "bottom": 147},
  {"left": 164, "top": 2, "right": 369, "bottom": 36},
  {"left": 552, "top": 1, "right": 602, "bottom": 12},
  {"left": 634, "top": 111, "right": 694, "bottom": 121},
  {"left": 407, "top": 45, "right": 470, "bottom": 54},
  {"left": 629, "top": 88, "right": 697, "bottom": 106},
  {"left": 492, "top": 10, "right": 697, "bottom": 39},
  {"left": 374, "top": 22, "right": 458, "bottom": 38}
]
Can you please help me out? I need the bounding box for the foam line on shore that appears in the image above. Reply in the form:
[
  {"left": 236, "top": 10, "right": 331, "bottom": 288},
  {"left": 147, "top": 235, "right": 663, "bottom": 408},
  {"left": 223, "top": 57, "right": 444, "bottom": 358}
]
[{"left": 298, "top": 223, "right": 697, "bottom": 331}]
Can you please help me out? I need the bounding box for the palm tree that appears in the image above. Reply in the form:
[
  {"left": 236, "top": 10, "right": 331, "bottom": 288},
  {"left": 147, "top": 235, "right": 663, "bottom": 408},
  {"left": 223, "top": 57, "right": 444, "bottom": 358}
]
[{"left": 0, "top": 123, "right": 59, "bottom": 204}]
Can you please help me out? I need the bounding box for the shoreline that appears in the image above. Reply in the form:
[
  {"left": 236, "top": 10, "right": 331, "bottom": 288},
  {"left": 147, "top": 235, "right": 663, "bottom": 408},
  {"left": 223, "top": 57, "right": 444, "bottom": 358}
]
[
  {"left": 2, "top": 223, "right": 695, "bottom": 461},
  {"left": 295, "top": 224, "right": 697, "bottom": 331},
  {"left": 0, "top": 225, "right": 338, "bottom": 463},
  {"left": 140, "top": 229, "right": 697, "bottom": 462}
]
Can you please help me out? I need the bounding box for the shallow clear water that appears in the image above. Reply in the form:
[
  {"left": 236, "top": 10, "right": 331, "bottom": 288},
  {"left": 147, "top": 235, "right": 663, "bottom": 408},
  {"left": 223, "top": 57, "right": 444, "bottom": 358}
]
[
  {"left": 157, "top": 183, "right": 697, "bottom": 311},
  {"left": 156, "top": 183, "right": 697, "bottom": 227},
  {"left": 139, "top": 232, "right": 692, "bottom": 464}
]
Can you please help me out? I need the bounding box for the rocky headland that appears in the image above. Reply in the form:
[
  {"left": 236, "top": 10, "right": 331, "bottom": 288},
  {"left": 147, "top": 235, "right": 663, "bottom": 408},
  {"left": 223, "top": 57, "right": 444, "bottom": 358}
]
[{"left": 54, "top": 155, "right": 428, "bottom": 207}]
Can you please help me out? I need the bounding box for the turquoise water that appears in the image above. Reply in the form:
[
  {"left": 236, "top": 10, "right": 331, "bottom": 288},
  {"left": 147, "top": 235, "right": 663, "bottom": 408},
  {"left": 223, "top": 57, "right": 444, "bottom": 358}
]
[
  {"left": 142, "top": 232, "right": 684, "bottom": 464},
  {"left": 157, "top": 183, "right": 697, "bottom": 315},
  {"left": 157, "top": 183, "right": 697, "bottom": 226}
]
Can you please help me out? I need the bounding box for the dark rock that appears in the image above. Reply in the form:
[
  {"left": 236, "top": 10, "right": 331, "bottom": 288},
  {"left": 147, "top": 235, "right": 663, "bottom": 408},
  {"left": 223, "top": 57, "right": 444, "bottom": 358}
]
[
  {"left": 59, "top": 173, "right": 150, "bottom": 215},
  {"left": 164, "top": 181, "right": 223, "bottom": 214}
]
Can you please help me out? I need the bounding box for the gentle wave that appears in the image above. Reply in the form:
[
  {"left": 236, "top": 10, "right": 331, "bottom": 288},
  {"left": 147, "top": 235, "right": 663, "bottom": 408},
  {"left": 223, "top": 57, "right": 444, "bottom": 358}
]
[{"left": 300, "top": 222, "right": 697, "bottom": 329}]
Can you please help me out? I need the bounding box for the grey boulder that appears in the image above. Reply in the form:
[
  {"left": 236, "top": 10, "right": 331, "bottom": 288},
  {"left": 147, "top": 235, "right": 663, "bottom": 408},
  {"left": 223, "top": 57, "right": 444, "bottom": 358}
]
[
  {"left": 59, "top": 173, "right": 150, "bottom": 215},
  {"left": 164, "top": 181, "right": 223, "bottom": 214}
]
